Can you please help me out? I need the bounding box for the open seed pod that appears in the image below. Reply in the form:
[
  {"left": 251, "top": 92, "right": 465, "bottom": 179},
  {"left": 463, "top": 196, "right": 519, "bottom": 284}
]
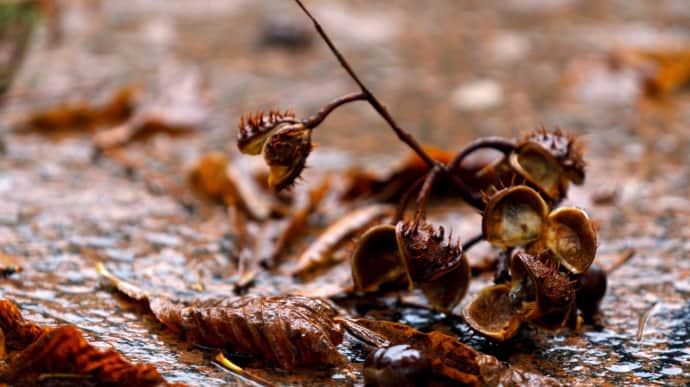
[
  {"left": 544, "top": 207, "right": 597, "bottom": 274},
  {"left": 396, "top": 221, "right": 463, "bottom": 284},
  {"left": 396, "top": 221, "right": 470, "bottom": 312},
  {"left": 482, "top": 186, "right": 548, "bottom": 248},
  {"left": 509, "top": 141, "right": 566, "bottom": 200},
  {"left": 262, "top": 122, "right": 313, "bottom": 191},
  {"left": 462, "top": 284, "right": 522, "bottom": 342},
  {"left": 418, "top": 254, "right": 470, "bottom": 312},
  {"left": 509, "top": 252, "right": 576, "bottom": 329},
  {"left": 351, "top": 224, "right": 407, "bottom": 292},
  {"left": 518, "top": 128, "right": 586, "bottom": 187},
  {"left": 237, "top": 110, "right": 298, "bottom": 155}
]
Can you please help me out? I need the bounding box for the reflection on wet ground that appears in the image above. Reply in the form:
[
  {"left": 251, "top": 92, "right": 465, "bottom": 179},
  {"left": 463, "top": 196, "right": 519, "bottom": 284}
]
[{"left": 1, "top": 0, "right": 689, "bottom": 385}]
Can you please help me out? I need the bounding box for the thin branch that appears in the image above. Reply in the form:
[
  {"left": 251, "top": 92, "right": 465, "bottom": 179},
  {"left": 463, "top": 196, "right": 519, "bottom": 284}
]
[
  {"left": 413, "top": 167, "right": 441, "bottom": 225},
  {"left": 447, "top": 136, "right": 516, "bottom": 171},
  {"left": 301, "top": 91, "right": 367, "bottom": 129},
  {"left": 293, "top": 0, "right": 438, "bottom": 168},
  {"left": 462, "top": 233, "right": 484, "bottom": 251}
]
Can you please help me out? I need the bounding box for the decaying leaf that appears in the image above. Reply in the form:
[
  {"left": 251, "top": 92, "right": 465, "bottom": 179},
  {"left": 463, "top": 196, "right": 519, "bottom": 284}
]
[
  {"left": 14, "top": 87, "right": 137, "bottom": 135},
  {"left": 0, "top": 299, "right": 176, "bottom": 386},
  {"left": 97, "top": 264, "right": 345, "bottom": 370},
  {"left": 94, "top": 66, "right": 210, "bottom": 149},
  {"left": 342, "top": 318, "right": 559, "bottom": 386},
  {"left": 0, "top": 300, "right": 45, "bottom": 355},
  {"left": 342, "top": 147, "right": 455, "bottom": 202},
  {"left": 291, "top": 204, "right": 394, "bottom": 278},
  {"left": 187, "top": 152, "right": 278, "bottom": 220}
]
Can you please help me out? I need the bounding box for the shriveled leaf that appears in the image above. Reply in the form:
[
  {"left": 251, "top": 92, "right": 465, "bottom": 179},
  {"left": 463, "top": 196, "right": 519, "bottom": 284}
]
[{"left": 98, "top": 264, "right": 345, "bottom": 370}]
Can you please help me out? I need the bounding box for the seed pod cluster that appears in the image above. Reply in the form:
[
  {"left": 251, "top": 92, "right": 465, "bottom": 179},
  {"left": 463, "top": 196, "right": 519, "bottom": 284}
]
[
  {"left": 351, "top": 220, "right": 470, "bottom": 313},
  {"left": 465, "top": 176, "right": 599, "bottom": 341}
]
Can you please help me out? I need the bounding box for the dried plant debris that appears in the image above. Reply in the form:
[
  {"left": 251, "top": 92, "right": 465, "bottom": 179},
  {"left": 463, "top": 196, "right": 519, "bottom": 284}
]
[
  {"left": 0, "top": 299, "right": 177, "bottom": 386},
  {"left": 97, "top": 264, "right": 345, "bottom": 370},
  {"left": 342, "top": 318, "right": 560, "bottom": 386},
  {"left": 93, "top": 66, "right": 210, "bottom": 149},
  {"left": 0, "top": 253, "right": 22, "bottom": 278},
  {"left": 12, "top": 87, "right": 137, "bottom": 134},
  {"left": 187, "top": 152, "right": 278, "bottom": 220},
  {"left": 292, "top": 204, "right": 394, "bottom": 278}
]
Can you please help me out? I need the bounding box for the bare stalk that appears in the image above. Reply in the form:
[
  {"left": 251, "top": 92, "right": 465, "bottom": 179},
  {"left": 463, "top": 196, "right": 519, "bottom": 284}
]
[
  {"left": 302, "top": 91, "right": 367, "bottom": 129},
  {"left": 293, "top": 0, "right": 438, "bottom": 169}
]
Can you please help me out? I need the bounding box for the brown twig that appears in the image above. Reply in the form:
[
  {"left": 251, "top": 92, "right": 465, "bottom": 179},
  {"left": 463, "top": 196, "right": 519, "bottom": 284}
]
[
  {"left": 447, "top": 136, "right": 516, "bottom": 171},
  {"left": 301, "top": 91, "right": 367, "bottom": 129},
  {"left": 293, "top": 0, "right": 438, "bottom": 169},
  {"left": 413, "top": 166, "right": 441, "bottom": 225}
]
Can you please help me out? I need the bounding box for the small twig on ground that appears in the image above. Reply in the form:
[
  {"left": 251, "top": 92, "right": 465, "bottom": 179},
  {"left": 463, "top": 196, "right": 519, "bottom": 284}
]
[
  {"left": 636, "top": 302, "right": 658, "bottom": 342},
  {"left": 606, "top": 248, "right": 636, "bottom": 274}
]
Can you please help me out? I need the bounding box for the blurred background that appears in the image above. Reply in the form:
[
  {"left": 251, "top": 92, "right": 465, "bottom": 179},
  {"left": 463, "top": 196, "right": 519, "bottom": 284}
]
[{"left": 0, "top": 0, "right": 688, "bottom": 385}]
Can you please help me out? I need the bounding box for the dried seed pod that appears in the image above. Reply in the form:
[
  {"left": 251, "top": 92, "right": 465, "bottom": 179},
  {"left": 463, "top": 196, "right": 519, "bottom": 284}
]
[
  {"left": 396, "top": 221, "right": 462, "bottom": 284},
  {"left": 237, "top": 110, "right": 298, "bottom": 155},
  {"left": 462, "top": 284, "right": 522, "bottom": 342},
  {"left": 576, "top": 263, "right": 607, "bottom": 320},
  {"left": 482, "top": 186, "right": 548, "bottom": 248},
  {"left": 363, "top": 344, "right": 432, "bottom": 387},
  {"left": 518, "top": 127, "right": 585, "bottom": 187},
  {"left": 263, "top": 122, "right": 313, "bottom": 191},
  {"left": 509, "top": 142, "right": 565, "bottom": 200},
  {"left": 351, "top": 224, "right": 406, "bottom": 292},
  {"left": 396, "top": 221, "right": 470, "bottom": 311},
  {"left": 417, "top": 258, "right": 470, "bottom": 313},
  {"left": 509, "top": 252, "right": 576, "bottom": 329},
  {"left": 543, "top": 207, "right": 597, "bottom": 274}
]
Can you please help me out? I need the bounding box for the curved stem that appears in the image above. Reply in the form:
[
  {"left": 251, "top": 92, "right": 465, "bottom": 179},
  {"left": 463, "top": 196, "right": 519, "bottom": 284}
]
[
  {"left": 413, "top": 167, "right": 440, "bottom": 225},
  {"left": 394, "top": 175, "right": 426, "bottom": 223},
  {"left": 447, "top": 137, "right": 516, "bottom": 172},
  {"left": 294, "top": 0, "right": 439, "bottom": 169},
  {"left": 462, "top": 233, "right": 484, "bottom": 251},
  {"left": 301, "top": 91, "right": 367, "bottom": 129}
]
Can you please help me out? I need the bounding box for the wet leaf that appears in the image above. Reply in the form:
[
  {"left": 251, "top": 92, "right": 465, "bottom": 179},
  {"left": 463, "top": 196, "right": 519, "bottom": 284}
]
[
  {"left": 0, "top": 299, "right": 176, "bottom": 386},
  {"left": 98, "top": 264, "right": 345, "bottom": 370}
]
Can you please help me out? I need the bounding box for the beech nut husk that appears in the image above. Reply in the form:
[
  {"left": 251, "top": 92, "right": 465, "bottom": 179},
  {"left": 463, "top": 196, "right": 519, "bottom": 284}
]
[
  {"left": 262, "top": 123, "right": 313, "bottom": 191},
  {"left": 544, "top": 207, "right": 597, "bottom": 274},
  {"left": 352, "top": 225, "right": 407, "bottom": 292},
  {"left": 509, "top": 252, "right": 576, "bottom": 329},
  {"left": 462, "top": 284, "right": 522, "bottom": 342},
  {"left": 482, "top": 186, "right": 548, "bottom": 248}
]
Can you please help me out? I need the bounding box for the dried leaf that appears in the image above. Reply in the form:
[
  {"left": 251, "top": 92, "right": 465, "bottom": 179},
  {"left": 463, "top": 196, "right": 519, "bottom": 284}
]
[
  {"left": 342, "top": 147, "right": 454, "bottom": 202},
  {"left": 97, "top": 264, "right": 345, "bottom": 370},
  {"left": 16, "top": 87, "right": 137, "bottom": 135},
  {"left": 0, "top": 299, "right": 177, "bottom": 386},
  {"left": 94, "top": 67, "right": 209, "bottom": 148},
  {"left": 291, "top": 204, "right": 394, "bottom": 278},
  {"left": 187, "top": 152, "right": 279, "bottom": 220}
]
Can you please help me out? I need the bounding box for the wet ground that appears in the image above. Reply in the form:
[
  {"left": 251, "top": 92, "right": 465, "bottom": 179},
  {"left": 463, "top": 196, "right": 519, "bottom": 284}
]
[{"left": 0, "top": 0, "right": 689, "bottom": 385}]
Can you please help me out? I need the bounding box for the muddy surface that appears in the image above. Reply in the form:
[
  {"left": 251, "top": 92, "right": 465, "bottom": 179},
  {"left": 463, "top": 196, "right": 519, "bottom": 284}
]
[{"left": 0, "top": 0, "right": 689, "bottom": 385}]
